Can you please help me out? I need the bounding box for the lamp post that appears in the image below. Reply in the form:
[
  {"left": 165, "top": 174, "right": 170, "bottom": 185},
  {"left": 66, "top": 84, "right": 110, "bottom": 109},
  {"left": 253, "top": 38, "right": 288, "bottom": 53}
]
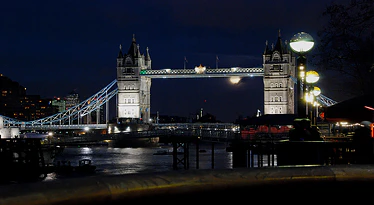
[
  {"left": 312, "top": 86, "right": 321, "bottom": 125},
  {"left": 289, "top": 32, "right": 315, "bottom": 118},
  {"left": 306, "top": 71, "right": 320, "bottom": 124}
]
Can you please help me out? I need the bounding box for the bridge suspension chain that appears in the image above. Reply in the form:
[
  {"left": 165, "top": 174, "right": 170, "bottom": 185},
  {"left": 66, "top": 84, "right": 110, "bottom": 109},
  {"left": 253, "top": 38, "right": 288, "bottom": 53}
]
[{"left": 1, "top": 79, "right": 118, "bottom": 127}]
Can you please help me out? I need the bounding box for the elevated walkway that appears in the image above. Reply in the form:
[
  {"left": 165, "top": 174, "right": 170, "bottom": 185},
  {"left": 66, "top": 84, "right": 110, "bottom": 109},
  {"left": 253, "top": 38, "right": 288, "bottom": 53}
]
[{"left": 2, "top": 165, "right": 374, "bottom": 205}]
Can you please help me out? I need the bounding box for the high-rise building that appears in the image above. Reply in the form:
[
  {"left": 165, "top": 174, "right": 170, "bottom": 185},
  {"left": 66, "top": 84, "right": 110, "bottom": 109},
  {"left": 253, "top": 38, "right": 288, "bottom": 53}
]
[
  {"left": 0, "top": 74, "right": 58, "bottom": 121},
  {"left": 65, "top": 90, "right": 80, "bottom": 110},
  {"left": 18, "top": 95, "right": 57, "bottom": 121},
  {"left": 52, "top": 97, "right": 66, "bottom": 113},
  {"left": 0, "top": 74, "right": 26, "bottom": 117}
]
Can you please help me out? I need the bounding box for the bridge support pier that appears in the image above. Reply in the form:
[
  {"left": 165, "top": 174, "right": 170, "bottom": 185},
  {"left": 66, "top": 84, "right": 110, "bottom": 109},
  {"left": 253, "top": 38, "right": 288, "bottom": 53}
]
[
  {"left": 231, "top": 141, "right": 248, "bottom": 168},
  {"left": 172, "top": 141, "right": 189, "bottom": 170}
]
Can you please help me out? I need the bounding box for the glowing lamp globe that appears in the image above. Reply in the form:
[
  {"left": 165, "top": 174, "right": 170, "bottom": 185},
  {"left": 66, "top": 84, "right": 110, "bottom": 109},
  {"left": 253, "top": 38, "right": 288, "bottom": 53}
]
[
  {"left": 306, "top": 70, "right": 320, "bottom": 84},
  {"left": 290, "top": 32, "right": 314, "bottom": 53},
  {"left": 312, "top": 86, "right": 321, "bottom": 96}
]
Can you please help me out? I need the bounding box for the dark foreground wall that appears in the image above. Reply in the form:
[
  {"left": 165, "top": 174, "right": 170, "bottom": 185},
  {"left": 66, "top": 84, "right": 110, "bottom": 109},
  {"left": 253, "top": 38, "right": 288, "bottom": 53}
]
[{"left": 2, "top": 165, "right": 374, "bottom": 205}]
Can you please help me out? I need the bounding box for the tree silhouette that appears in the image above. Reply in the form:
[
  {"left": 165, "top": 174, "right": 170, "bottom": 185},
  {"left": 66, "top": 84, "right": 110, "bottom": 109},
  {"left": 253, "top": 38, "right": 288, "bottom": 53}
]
[{"left": 314, "top": 0, "right": 374, "bottom": 98}]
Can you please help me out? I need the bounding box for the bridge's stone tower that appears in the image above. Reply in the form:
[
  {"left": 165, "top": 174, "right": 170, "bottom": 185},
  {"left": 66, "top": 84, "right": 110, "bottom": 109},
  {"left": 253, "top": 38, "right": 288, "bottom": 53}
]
[
  {"left": 116, "top": 35, "right": 152, "bottom": 124},
  {"left": 263, "top": 32, "right": 296, "bottom": 115}
]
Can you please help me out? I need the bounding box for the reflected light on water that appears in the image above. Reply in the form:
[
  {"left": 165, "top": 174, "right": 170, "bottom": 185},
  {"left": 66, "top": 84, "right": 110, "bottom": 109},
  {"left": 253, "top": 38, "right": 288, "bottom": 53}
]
[
  {"left": 81, "top": 147, "right": 93, "bottom": 155},
  {"left": 52, "top": 144, "right": 233, "bottom": 180}
]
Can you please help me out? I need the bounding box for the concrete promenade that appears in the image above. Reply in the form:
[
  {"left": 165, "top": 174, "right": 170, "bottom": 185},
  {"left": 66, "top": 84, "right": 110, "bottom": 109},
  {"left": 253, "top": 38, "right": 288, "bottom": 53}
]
[{"left": 1, "top": 165, "right": 374, "bottom": 205}]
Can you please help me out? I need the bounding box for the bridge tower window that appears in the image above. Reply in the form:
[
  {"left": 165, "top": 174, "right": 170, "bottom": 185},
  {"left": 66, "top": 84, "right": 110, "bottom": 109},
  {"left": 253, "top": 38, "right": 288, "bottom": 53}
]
[{"left": 270, "top": 83, "right": 274, "bottom": 88}]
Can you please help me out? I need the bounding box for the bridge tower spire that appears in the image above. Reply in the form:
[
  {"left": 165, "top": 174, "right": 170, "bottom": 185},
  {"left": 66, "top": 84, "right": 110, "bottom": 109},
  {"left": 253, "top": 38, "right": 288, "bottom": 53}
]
[
  {"left": 116, "top": 34, "right": 152, "bottom": 125},
  {"left": 262, "top": 30, "right": 296, "bottom": 115}
]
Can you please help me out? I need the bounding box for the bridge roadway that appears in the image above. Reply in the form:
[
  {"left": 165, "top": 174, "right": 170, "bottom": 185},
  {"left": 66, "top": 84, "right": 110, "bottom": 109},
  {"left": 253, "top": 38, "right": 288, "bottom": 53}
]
[
  {"left": 19, "top": 122, "right": 238, "bottom": 131},
  {"left": 140, "top": 67, "right": 264, "bottom": 78},
  {"left": 1, "top": 165, "right": 374, "bottom": 205},
  {"left": 52, "top": 127, "right": 240, "bottom": 145}
]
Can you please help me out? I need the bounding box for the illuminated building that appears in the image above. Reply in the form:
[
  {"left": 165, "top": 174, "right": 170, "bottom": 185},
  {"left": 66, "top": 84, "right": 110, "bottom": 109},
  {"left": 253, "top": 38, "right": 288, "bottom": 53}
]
[
  {"left": 116, "top": 34, "right": 152, "bottom": 124},
  {"left": 51, "top": 97, "right": 66, "bottom": 112},
  {"left": 263, "top": 31, "right": 296, "bottom": 114},
  {"left": 0, "top": 74, "right": 56, "bottom": 121},
  {"left": 65, "top": 90, "right": 79, "bottom": 110}
]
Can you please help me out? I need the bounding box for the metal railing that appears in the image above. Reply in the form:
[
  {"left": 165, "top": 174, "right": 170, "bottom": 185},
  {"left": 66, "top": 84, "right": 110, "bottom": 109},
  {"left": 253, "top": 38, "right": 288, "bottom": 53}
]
[{"left": 228, "top": 138, "right": 356, "bottom": 168}]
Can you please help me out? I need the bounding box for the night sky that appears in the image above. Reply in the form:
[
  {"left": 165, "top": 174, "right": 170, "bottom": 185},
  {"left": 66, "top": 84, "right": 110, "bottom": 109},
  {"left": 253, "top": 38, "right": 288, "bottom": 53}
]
[{"left": 0, "top": 0, "right": 347, "bottom": 122}]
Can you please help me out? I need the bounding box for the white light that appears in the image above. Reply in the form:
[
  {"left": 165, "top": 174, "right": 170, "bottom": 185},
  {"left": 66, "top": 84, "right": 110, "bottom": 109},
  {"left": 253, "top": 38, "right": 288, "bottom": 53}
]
[
  {"left": 290, "top": 42, "right": 314, "bottom": 53},
  {"left": 290, "top": 32, "right": 314, "bottom": 53},
  {"left": 164, "top": 69, "right": 171, "bottom": 73},
  {"left": 312, "top": 86, "right": 321, "bottom": 96},
  {"left": 305, "top": 93, "right": 314, "bottom": 103},
  {"left": 229, "top": 76, "right": 241, "bottom": 84},
  {"left": 231, "top": 67, "right": 238, "bottom": 72},
  {"left": 195, "top": 64, "right": 206, "bottom": 74},
  {"left": 299, "top": 71, "right": 305, "bottom": 78},
  {"left": 306, "top": 71, "right": 320, "bottom": 84},
  {"left": 84, "top": 127, "right": 89, "bottom": 131}
]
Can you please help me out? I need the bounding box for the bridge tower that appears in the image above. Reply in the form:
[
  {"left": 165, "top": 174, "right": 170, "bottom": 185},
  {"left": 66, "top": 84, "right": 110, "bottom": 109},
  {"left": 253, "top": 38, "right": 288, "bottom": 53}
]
[
  {"left": 263, "top": 31, "right": 296, "bottom": 115},
  {"left": 116, "top": 35, "right": 152, "bottom": 124}
]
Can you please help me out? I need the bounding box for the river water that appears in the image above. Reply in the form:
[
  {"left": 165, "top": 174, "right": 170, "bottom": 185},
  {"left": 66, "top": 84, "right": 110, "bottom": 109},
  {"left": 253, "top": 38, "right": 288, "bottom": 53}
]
[{"left": 43, "top": 143, "right": 234, "bottom": 182}]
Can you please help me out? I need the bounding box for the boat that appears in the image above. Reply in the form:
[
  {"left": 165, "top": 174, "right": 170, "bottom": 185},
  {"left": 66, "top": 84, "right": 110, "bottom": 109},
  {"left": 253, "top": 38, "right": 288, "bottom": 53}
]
[
  {"left": 153, "top": 148, "right": 184, "bottom": 155},
  {"left": 75, "top": 159, "right": 96, "bottom": 173},
  {"left": 153, "top": 149, "right": 169, "bottom": 155},
  {"left": 53, "top": 159, "right": 96, "bottom": 175}
]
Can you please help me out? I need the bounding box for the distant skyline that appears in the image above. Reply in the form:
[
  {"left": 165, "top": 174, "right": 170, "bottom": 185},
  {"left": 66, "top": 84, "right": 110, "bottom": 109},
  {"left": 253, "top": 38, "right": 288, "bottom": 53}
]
[{"left": 0, "top": 0, "right": 348, "bottom": 122}]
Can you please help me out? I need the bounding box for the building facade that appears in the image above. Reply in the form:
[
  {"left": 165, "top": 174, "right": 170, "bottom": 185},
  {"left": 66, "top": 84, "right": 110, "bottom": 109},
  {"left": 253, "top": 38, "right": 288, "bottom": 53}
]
[
  {"left": 116, "top": 35, "right": 152, "bottom": 124},
  {"left": 51, "top": 97, "right": 66, "bottom": 113},
  {"left": 0, "top": 74, "right": 57, "bottom": 121},
  {"left": 263, "top": 32, "right": 296, "bottom": 114},
  {"left": 65, "top": 90, "right": 79, "bottom": 110}
]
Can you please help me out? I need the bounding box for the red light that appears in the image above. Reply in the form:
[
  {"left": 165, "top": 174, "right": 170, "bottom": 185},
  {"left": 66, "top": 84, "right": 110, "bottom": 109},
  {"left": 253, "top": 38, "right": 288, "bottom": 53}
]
[{"left": 364, "top": 106, "right": 374, "bottom": 111}]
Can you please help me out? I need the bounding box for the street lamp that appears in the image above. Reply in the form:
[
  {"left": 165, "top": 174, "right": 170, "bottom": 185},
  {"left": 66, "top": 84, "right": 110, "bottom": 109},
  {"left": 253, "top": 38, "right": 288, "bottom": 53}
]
[
  {"left": 306, "top": 71, "right": 320, "bottom": 124},
  {"left": 289, "top": 32, "right": 315, "bottom": 118},
  {"left": 312, "top": 86, "right": 321, "bottom": 125}
]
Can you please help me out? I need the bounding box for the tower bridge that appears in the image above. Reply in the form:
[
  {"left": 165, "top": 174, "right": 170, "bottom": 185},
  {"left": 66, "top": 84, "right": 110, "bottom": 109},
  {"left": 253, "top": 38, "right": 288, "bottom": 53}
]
[{"left": 0, "top": 33, "right": 338, "bottom": 134}]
